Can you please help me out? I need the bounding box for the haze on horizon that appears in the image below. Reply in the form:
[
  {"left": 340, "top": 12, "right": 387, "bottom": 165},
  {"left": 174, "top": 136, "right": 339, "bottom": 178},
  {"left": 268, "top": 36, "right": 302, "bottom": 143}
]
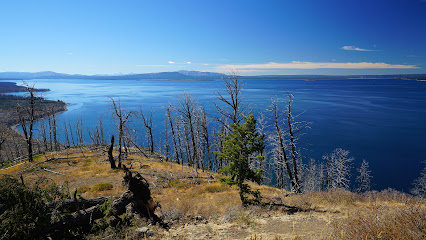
[{"left": 1, "top": 0, "right": 425, "bottom": 76}]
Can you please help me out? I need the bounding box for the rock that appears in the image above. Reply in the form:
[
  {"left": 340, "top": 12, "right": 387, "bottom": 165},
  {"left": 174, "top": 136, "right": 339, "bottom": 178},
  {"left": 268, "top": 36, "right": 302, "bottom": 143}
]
[
  {"left": 135, "top": 226, "right": 154, "bottom": 238},
  {"left": 125, "top": 202, "right": 135, "bottom": 217}
]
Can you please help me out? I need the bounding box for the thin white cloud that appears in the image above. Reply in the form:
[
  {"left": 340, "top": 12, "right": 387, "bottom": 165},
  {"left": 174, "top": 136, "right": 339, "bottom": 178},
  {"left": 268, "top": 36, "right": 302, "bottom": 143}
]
[
  {"left": 136, "top": 64, "right": 168, "bottom": 67},
  {"left": 341, "top": 46, "right": 375, "bottom": 51},
  {"left": 168, "top": 61, "right": 191, "bottom": 64},
  {"left": 67, "top": 53, "right": 73, "bottom": 55},
  {"left": 215, "top": 61, "right": 419, "bottom": 72}
]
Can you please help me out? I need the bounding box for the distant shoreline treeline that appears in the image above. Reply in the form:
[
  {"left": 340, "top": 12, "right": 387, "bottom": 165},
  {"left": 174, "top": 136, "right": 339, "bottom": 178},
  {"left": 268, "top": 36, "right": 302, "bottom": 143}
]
[{"left": 0, "top": 82, "right": 49, "bottom": 93}]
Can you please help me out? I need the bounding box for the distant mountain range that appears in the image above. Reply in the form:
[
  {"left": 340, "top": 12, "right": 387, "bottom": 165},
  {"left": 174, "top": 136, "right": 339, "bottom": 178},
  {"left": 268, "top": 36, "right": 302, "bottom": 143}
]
[
  {"left": 0, "top": 71, "right": 425, "bottom": 81},
  {"left": 0, "top": 71, "right": 225, "bottom": 81}
]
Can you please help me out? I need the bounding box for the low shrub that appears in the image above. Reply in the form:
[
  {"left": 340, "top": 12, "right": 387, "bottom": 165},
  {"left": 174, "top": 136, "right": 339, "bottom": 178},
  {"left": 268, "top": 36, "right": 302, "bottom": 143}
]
[
  {"left": 329, "top": 200, "right": 426, "bottom": 239},
  {"left": 92, "top": 182, "right": 113, "bottom": 192},
  {"left": 204, "top": 184, "right": 231, "bottom": 193},
  {"left": 0, "top": 177, "right": 50, "bottom": 240},
  {"left": 78, "top": 185, "right": 91, "bottom": 193},
  {"left": 168, "top": 179, "right": 186, "bottom": 189},
  {"left": 0, "top": 177, "right": 72, "bottom": 240}
]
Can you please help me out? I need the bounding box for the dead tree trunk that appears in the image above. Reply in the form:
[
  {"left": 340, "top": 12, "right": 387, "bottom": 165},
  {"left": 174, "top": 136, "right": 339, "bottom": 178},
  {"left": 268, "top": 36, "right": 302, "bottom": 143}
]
[
  {"left": 140, "top": 107, "right": 154, "bottom": 153},
  {"left": 177, "top": 92, "right": 199, "bottom": 169},
  {"left": 110, "top": 97, "right": 132, "bottom": 168},
  {"left": 98, "top": 116, "right": 105, "bottom": 145},
  {"left": 200, "top": 107, "right": 211, "bottom": 170},
  {"left": 286, "top": 93, "right": 301, "bottom": 193},
  {"left": 51, "top": 170, "right": 164, "bottom": 235},
  {"left": 108, "top": 135, "right": 117, "bottom": 169},
  {"left": 50, "top": 108, "right": 58, "bottom": 151},
  {"left": 271, "top": 97, "right": 295, "bottom": 191},
  {"left": 17, "top": 82, "right": 36, "bottom": 162},
  {"left": 167, "top": 104, "right": 180, "bottom": 164}
]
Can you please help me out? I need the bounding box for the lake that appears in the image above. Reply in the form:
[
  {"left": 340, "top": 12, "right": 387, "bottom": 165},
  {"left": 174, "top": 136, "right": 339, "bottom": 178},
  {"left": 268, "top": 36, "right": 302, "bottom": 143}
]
[{"left": 5, "top": 78, "right": 426, "bottom": 192}]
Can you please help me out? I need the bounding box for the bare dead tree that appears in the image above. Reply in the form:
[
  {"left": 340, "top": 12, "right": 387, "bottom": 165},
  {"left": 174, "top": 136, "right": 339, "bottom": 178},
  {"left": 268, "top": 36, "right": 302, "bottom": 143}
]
[
  {"left": 110, "top": 97, "right": 132, "bottom": 168},
  {"left": 269, "top": 96, "right": 294, "bottom": 191},
  {"left": 211, "top": 114, "right": 230, "bottom": 172},
  {"left": 108, "top": 135, "right": 117, "bottom": 169},
  {"left": 200, "top": 106, "right": 212, "bottom": 171},
  {"left": 0, "top": 125, "right": 7, "bottom": 161},
  {"left": 411, "top": 161, "right": 426, "bottom": 198},
  {"left": 211, "top": 127, "right": 219, "bottom": 171},
  {"left": 268, "top": 92, "right": 309, "bottom": 193},
  {"left": 87, "top": 126, "right": 99, "bottom": 145},
  {"left": 323, "top": 148, "right": 354, "bottom": 190},
  {"left": 356, "top": 159, "right": 372, "bottom": 193},
  {"left": 67, "top": 121, "right": 75, "bottom": 147},
  {"left": 162, "top": 114, "right": 170, "bottom": 162},
  {"left": 177, "top": 92, "right": 199, "bottom": 169},
  {"left": 75, "top": 118, "right": 84, "bottom": 146},
  {"left": 215, "top": 72, "right": 248, "bottom": 127},
  {"left": 140, "top": 107, "right": 154, "bottom": 153},
  {"left": 183, "top": 122, "right": 192, "bottom": 166},
  {"left": 63, "top": 121, "right": 71, "bottom": 159},
  {"left": 126, "top": 129, "right": 148, "bottom": 158},
  {"left": 166, "top": 103, "right": 180, "bottom": 164},
  {"left": 254, "top": 113, "right": 267, "bottom": 172},
  {"left": 193, "top": 110, "right": 202, "bottom": 170},
  {"left": 302, "top": 159, "right": 322, "bottom": 192},
  {"left": 97, "top": 116, "right": 105, "bottom": 145},
  {"left": 318, "top": 162, "right": 327, "bottom": 191},
  {"left": 47, "top": 113, "right": 53, "bottom": 150},
  {"left": 285, "top": 92, "right": 304, "bottom": 193},
  {"left": 87, "top": 117, "right": 105, "bottom": 146},
  {"left": 16, "top": 82, "right": 36, "bottom": 162},
  {"left": 175, "top": 118, "right": 185, "bottom": 168},
  {"left": 63, "top": 121, "right": 70, "bottom": 147},
  {"left": 49, "top": 108, "right": 59, "bottom": 151},
  {"left": 38, "top": 120, "right": 48, "bottom": 151}
]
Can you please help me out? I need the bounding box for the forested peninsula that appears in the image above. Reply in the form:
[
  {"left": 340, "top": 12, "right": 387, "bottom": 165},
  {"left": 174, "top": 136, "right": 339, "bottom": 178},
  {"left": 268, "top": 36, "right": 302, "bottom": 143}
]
[{"left": 0, "top": 82, "right": 67, "bottom": 165}]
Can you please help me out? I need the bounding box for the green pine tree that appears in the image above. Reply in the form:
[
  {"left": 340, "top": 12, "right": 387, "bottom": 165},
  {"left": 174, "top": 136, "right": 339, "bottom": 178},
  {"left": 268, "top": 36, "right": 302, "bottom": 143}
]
[{"left": 217, "top": 114, "right": 265, "bottom": 205}]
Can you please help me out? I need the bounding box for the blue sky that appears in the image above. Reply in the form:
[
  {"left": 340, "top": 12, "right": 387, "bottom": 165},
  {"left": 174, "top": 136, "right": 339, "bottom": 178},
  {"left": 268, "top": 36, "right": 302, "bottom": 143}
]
[{"left": 1, "top": 0, "right": 425, "bottom": 75}]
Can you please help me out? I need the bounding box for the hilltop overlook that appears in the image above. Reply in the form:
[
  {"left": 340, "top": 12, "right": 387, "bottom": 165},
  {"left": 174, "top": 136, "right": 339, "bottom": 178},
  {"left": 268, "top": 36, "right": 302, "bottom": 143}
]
[{"left": 1, "top": 146, "right": 424, "bottom": 239}]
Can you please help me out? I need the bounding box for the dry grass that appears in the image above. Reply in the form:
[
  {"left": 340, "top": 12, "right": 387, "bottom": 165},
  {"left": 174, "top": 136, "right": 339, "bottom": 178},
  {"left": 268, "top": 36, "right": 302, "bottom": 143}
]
[
  {"left": 327, "top": 198, "right": 426, "bottom": 239},
  {"left": 1, "top": 147, "right": 425, "bottom": 240}
]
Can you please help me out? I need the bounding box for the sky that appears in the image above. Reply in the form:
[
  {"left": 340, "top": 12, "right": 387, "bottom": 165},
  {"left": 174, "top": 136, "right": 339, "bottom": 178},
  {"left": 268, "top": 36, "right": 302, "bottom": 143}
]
[{"left": 1, "top": 0, "right": 426, "bottom": 76}]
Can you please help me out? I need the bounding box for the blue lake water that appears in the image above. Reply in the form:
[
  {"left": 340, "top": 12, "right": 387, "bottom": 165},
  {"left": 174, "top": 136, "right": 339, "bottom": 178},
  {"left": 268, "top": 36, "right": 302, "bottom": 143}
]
[{"left": 5, "top": 78, "right": 426, "bottom": 192}]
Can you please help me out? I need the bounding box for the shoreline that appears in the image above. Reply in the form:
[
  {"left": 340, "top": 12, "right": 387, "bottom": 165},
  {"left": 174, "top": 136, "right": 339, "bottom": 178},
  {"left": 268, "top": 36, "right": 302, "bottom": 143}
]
[{"left": 10, "top": 102, "right": 70, "bottom": 137}]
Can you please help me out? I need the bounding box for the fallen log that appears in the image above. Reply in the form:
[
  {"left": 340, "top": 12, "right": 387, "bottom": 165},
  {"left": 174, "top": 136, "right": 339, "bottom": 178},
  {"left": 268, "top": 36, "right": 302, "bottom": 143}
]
[
  {"left": 50, "top": 169, "right": 165, "bottom": 235},
  {"left": 42, "top": 168, "right": 65, "bottom": 175},
  {"left": 47, "top": 196, "right": 110, "bottom": 212},
  {"left": 51, "top": 204, "right": 103, "bottom": 232}
]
